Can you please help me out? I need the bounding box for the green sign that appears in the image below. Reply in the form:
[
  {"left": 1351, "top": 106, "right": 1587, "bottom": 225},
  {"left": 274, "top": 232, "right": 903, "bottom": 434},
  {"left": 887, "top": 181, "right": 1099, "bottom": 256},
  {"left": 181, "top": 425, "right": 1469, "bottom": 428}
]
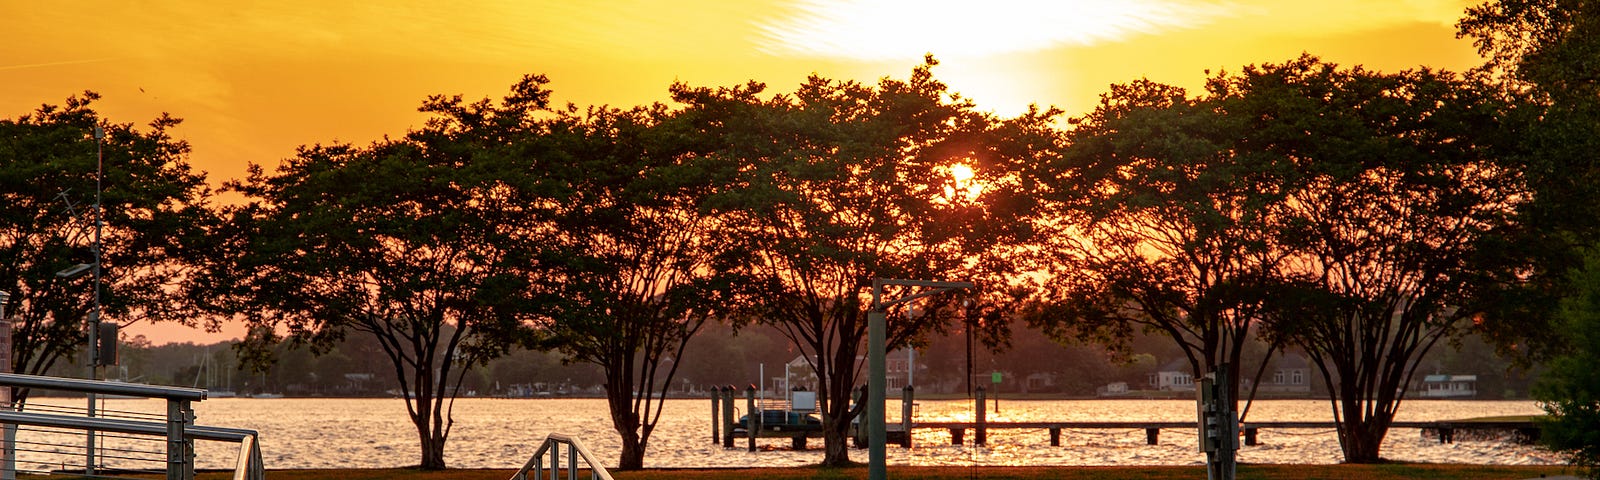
[{"left": 991, "top": 372, "right": 1002, "bottom": 384}]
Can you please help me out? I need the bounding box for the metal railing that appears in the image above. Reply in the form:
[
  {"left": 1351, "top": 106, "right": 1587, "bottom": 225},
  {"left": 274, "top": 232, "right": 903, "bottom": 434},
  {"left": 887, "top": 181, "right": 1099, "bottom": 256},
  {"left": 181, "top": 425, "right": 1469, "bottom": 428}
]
[
  {"left": 0, "top": 372, "right": 263, "bottom": 480},
  {"left": 509, "top": 433, "right": 612, "bottom": 480}
]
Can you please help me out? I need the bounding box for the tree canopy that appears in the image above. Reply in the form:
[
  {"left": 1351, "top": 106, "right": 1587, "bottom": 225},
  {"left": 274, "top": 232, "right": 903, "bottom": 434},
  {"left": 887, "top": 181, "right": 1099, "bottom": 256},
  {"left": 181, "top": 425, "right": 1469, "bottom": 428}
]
[
  {"left": 512, "top": 99, "right": 747, "bottom": 470},
  {"left": 0, "top": 92, "right": 213, "bottom": 402},
  {"left": 213, "top": 81, "right": 545, "bottom": 469},
  {"left": 671, "top": 57, "right": 1045, "bottom": 466}
]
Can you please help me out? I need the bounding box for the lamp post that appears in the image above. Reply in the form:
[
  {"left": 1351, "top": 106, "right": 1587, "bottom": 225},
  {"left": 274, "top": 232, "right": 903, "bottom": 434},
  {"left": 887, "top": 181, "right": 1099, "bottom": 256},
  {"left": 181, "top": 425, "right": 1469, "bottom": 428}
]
[
  {"left": 90, "top": 124, "right": 104, "bottom": 374},
  {"left": 0, "top": 289, "right": 9, "bottom": 480},
  {"left": 868, "top": 278, "right": 973, "bottom": 480},
  {"left": 86, "top": 125, "right": 105, "bottom": 475}
]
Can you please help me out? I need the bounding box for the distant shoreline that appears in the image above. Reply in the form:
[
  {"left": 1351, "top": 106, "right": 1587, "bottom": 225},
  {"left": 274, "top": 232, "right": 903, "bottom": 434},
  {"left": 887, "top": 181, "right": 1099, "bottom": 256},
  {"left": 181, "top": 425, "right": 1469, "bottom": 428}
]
[
  {"left": 198, "top": 464, "right": 1574, "bottom": 480},
  {"left": 18, "top": 392, "right": 1538, "bottom": 402}
]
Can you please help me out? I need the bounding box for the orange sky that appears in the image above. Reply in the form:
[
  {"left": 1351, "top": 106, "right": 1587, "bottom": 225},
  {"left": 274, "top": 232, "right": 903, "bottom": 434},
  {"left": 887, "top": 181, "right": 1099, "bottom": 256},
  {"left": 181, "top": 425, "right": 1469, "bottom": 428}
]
[{"left": 2, "top": 0, "right": 1488, "bottom": 344}]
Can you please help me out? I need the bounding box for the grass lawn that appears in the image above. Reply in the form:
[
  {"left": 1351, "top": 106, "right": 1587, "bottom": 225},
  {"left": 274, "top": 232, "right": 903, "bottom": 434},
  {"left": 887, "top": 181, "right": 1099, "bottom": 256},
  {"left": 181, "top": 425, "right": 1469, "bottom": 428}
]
[{"left": 138, "top": 464, "right": 1574, "bottom": 480}]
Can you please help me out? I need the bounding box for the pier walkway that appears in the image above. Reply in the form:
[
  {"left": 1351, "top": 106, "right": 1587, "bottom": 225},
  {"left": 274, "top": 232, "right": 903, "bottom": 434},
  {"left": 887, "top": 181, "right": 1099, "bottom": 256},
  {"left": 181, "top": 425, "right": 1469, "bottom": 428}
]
[
  {"left": 910, "top": 419, "right": 1540, "bottom": 447},
  {"left": 708, "top": 385, "right": 1539, "bottom": 451}
]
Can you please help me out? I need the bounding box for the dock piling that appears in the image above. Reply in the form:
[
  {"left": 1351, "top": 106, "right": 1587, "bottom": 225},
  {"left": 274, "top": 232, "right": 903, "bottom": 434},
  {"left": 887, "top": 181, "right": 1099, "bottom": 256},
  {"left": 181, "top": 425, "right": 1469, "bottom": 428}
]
[
  {"left": 721, "top": 386, "right": 735, "bottom": 448},
  {"left": 745, "top": 385, "right": 757, "bottom": 452},
  {"left": 901, "top": 385, "right": 914, "bottom": 448},
  {"left": 975, "top": 387, "right": 987, "bottom": 446},
  {"left": 710, "top": 389, "right": 720, "bottom": 444}
]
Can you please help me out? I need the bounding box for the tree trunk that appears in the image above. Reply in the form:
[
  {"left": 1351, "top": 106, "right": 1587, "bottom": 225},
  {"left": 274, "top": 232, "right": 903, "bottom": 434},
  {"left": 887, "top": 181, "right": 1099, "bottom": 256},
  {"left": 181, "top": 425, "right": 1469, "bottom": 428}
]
[
  {"left": 821, "top": 416, "right": 854, "bottom": 466},
  {"left": 411, "top": 386, "right": 449, "bottom": 469},
  {"left": 618, "top": 433, "right": 646, "bottom": 471},
  {"left": 825, "top": 361, "right": 864, "bottom": 467},
  {"left": 1331, "top": 386, "right": 1396, "bottom": 463},
  {"left": 1337, "top": 419, "right": 1388, "bottom": 463},
  {"left": 417, "top": 424, "right": 447, "bottom": 469}
]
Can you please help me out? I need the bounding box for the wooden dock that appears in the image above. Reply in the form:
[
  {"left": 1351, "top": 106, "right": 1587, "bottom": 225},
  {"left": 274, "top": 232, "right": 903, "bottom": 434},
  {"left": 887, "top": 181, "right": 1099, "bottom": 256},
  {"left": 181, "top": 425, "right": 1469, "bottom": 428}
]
[
  {"left": 906, "top": 420, "right": 1540, "bottom": 447},
  {"left": 710, "top": 385, "right": 1539, "bottom": 451}
]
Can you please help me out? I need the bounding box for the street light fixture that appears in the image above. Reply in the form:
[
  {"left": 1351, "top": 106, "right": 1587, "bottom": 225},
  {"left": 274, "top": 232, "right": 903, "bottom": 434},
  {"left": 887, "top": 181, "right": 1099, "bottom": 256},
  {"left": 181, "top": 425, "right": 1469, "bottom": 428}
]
[
  {"left": 55, "top": 264, "right": 93, "bottom": 280},
  {"left": 867, "top": 278, "right": 974, "bottom": 480}
]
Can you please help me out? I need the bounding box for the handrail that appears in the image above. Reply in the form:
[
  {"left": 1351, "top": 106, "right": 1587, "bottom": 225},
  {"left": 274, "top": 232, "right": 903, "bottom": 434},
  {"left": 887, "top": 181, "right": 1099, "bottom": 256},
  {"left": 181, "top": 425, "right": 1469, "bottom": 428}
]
[
  {"left": 0, "top": 411, "right": 252, "bottom": 442},
  {"left": 510, "top": 433, "right": 613, "bottom": 480},
  {"left": 233, "top": 433, "right": 264, "bottom": 480},
  {"left": 0, "top": 373, "right": 260, "bottom": 480},
  {"left": 0, "top": 372, "right": 206, "bottom": 401}
]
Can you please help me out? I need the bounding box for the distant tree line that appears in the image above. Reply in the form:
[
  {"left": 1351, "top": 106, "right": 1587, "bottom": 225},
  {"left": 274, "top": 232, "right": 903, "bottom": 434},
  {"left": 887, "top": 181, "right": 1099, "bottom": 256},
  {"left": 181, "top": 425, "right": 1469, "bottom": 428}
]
[{"left": 4, "top": 0, "right": 1599, "bottom": 472}]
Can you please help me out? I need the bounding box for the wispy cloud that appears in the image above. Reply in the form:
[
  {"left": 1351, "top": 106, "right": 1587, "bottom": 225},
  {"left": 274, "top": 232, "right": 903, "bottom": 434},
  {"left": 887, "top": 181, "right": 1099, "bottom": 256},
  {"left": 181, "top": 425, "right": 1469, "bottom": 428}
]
[
  {"left": 0, "top": 57, "right": 116, "bottom": 72},
  {"left": 757, "top": 0, "right": 1237, "bottom": 60}
]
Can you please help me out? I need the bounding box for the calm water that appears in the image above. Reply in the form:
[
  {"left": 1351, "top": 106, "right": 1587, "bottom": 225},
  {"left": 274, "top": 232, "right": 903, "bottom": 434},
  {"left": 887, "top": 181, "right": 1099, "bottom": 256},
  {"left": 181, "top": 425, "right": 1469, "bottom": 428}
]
[{"left": 16, "top": 397, "right": 1559, "bottom": 470}]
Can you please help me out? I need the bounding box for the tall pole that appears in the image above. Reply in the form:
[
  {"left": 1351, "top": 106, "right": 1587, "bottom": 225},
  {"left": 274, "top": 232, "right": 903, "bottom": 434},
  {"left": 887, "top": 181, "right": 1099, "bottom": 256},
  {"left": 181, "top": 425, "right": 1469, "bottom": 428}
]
[
  {"left": 867, "top": 282, "right": 887, "bottom": 480},
  {"left": 91, "top": 124, "right": 103, "bottom": 371},
  {"left": 86, "top": 125, "right": 104, "bottom": 475},
  {"left": 965, "top": 314, "right": 973, "bottom": 397},
  {"left": 867, "top": 279, "right": 974, "bottom": 480},
  {"left": 0, "top": 290, "right": 10, "bottom": 480}
]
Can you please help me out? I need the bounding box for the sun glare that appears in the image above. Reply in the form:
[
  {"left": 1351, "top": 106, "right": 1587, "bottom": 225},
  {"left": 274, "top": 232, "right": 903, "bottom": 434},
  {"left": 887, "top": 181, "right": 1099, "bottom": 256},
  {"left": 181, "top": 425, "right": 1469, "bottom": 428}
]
[
  {"left": 941, "top": 163, "right": 983, "bottom": 203},
  {"left": 950, "top": 163, "right": 975, "bottom": 183},
  {"left": 758, "top": 0, "right": 1233, "bottom": 60}
]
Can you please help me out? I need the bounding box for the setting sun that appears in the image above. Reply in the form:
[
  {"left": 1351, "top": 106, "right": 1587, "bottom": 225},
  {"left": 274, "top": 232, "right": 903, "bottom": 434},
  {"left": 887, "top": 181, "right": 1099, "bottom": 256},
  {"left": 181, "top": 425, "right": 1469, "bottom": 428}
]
[{"left": 942, "top": 163, "right": 984, "bottom": 203}]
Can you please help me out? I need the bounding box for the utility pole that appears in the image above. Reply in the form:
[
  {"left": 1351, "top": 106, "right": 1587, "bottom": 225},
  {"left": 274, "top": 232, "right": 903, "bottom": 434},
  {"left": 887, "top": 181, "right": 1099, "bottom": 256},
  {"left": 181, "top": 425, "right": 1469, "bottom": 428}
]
[
  {"left": 86, "top": 125, "right": 105, "bottom": 475},
  {"left": 868, "top": 279, "right": 973, "bottom": 480}
]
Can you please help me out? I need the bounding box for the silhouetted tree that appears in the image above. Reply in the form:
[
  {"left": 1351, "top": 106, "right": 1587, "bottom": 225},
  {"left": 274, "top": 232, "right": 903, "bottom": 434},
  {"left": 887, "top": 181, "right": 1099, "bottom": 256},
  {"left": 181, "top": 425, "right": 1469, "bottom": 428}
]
[
  {"left": 1029, "top": 71, "right": 1289, "bottom": 439},
  {"left": 672, "top": 58, "right": 1044, "bottom": 466},
  {"left": 214, "top": 81, "right": 543, "bottom": 468},
  {"left": 509, "top": 98, "right": 747, "bottom": 470},
  {"left": 1457, "top": 0, "right": 1600, "bottom": 363},
  {"left": 0, "top": 92, "right": 214, "bottom": 404},
  {"left": 1247, "top": 57, "right": 1520, "bottom": 462}
]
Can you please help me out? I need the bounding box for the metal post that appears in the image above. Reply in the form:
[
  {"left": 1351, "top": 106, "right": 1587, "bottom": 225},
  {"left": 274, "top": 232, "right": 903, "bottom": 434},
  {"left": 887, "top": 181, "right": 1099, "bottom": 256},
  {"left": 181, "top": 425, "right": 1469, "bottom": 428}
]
[
  {"left": 567, "top": 440, "right": 577, "bottom": 479},
  {"left": 87, "top": 125, "right": 105, "bottom": 476},
  {"left": 166, "top": 399, "right": 191, "bottom": 480},
  {"left": 866, "top": 279, "right": 973, "bottom": 480},
  {"left": 1204, "top": 365, "right": 1236, "bottom": 480},
  {"left": 746, "top": 385, "right": 758, "bottom": 452},
  {"left": 853, "top": 386, "right": 866, "bottom": 447},
  {"left": 901, "top": 385, "right": 914, "bottom": 448},
  {"left": 547, "top": 442, "right": 557, "bottom": 480},
  {"left": 867, "top": 282, "right": 887, "bottom": 480},
  {"left": 710, "top": 389, "right": 720, "bottom": 443},
  {"left": 721, "top": 386, "right": 734, "bottom": 448},
  {"left": 0, "top": 290, "right": 10, "bottom": 480},
  {"left": 1219, "top": 366, "right": 1237, "bottom": 480},
  {"left": 975, "top": 387, "right": 987, "bottom": 446}
]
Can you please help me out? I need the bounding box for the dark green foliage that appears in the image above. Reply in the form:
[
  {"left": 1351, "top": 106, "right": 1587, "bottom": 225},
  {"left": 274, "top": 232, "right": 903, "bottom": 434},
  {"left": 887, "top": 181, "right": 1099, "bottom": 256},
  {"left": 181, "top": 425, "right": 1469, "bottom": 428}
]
[
  {"left": 1458, "top": 1, "right": 1600, "bottom": 364},
  {"left": 1034, "top": 55, "right": 1523, "bottom": 463},
  {"left": 510, "top": 98, "right": 749, "bottom": 470},
  {"left": 0, "top": 92, "right": 213, "bottom": 403},
  {"left": 669, "top": 57, "right": 1047, "bottom": 466},
  {"left": 1536, "top": 247, "right": 1600, "bottom": 478},
  {"left": 1247, "top": 57, "right": 1521, "bottom": 463},
  {"left": 213, "top": 79, "right": 549, "bottom": 469},
  {"left": 1030, "top": 69, "right": 1293, "bottom": 424}
]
